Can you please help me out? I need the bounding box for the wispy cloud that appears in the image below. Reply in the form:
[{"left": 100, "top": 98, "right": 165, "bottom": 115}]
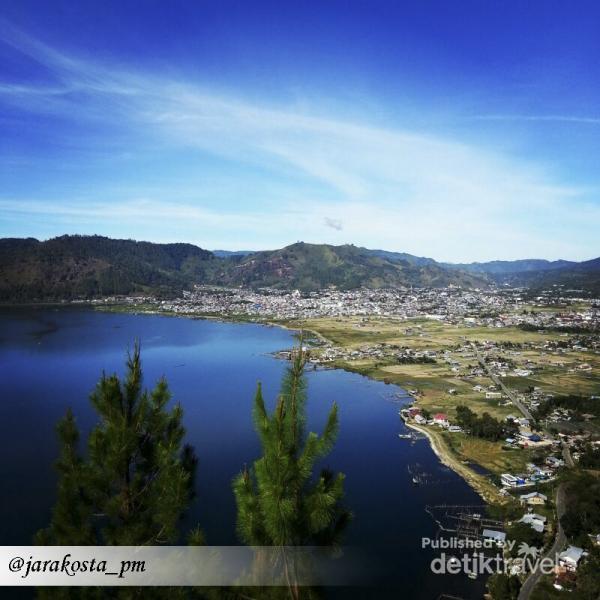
[
  {"left": 0, "top": 21, "right": 598, "bottom": 261},
  {"left": 472, "top": 114, "right": 600, "bottom": 125}
]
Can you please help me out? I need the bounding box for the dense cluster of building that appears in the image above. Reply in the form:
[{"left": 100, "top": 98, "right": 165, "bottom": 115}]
[{"left": 92, "top": 284, "right": 600, "bottom": 330}]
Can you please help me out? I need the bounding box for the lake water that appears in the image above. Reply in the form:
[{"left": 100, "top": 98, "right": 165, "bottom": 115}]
[{"left": 0, "top": 308, "right": 487, "bottom": 598}]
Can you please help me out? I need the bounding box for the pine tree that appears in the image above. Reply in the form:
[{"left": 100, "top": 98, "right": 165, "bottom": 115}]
[
  {"left": 233, "top": 345, "right": 350, "bottom": 595},
  {"left": 37, "top": 343, "right": 198, "bottom": 547},
  {"left": 35, "top": 408, "right": 95, "bottom": 546}
]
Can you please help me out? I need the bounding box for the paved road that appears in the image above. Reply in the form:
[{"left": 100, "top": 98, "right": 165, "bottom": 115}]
[
  {"left": 517, "top": 483, "right": 567, "bottom": 600},
  {"left": 471, "top": 343, "right": 574, "bottom": 600},
  {"left": 471, "top": 344, "right": 535, "bottom": 423},
  {"left": 562, "top": 442, "right": 575, "bottom": 468}
]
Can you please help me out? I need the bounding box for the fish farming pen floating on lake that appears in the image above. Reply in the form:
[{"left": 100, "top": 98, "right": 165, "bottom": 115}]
[
  {"left": 407, "top": 463, "right": 436, "bottom": 485},
  {"left": 398, "top": 428, "right": 426, "bottom": 444},
  {"left": 425, "top": 504, "right": 504, "bottom": 540}
]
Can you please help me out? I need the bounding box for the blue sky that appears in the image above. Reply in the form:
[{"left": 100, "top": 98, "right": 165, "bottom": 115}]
[{"left": 0, "top": 1, "right": 599, "bottom": 262}]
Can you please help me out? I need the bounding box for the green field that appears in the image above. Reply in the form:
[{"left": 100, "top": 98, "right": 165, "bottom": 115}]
[{"left": 285, "top": 315, "right": 600, "bottom": 482}]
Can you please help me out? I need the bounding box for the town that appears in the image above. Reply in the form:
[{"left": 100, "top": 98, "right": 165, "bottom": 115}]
[{"left": 93, "top": 284, "right": 600, "bottom": 328}]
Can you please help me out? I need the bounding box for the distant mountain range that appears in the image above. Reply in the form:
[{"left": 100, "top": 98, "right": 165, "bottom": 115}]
[
  {"left": 361, "top": 249, "right": 577, "bottom": 275},
  {"left": 496, "top": 257, "right": 600, "bottom": 292},
  {"left": 363, "top": 249, "right": 599, "bottom": 292},
  {"left": 0, "top": 235, "right": 598, "bottom": 301},
  {"left": 444, "top": 258, "right": 576, "bottom": 275}
]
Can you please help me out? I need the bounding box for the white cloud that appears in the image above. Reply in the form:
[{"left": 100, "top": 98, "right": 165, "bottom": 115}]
[{"left": 0, "top": 21, "right": 598, "bottom": 261}]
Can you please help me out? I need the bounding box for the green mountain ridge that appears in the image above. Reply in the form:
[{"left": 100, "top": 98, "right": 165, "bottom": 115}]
[
  {"left": 498, "top": 257, "right": 600, "bottom": 292},
  {"left": 0, "top": 235, "right": 214, "bottom": 301},
  {"left": 1, "top": 235, "right": 598, "bottom": 301},
  {"left": 444, "top": 258, "right": 576, "bottom": 275},
  {"left": 216, "top": 242, "right": 488, "bottom": 291}
]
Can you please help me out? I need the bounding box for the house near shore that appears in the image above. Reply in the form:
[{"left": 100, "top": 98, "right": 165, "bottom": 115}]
[
  {"left": 482, "top": 529, "right": 506, "bottom": 546},
  {"left": 558, "top": 546, "right": 585, "bottom": 572},
  {"left": 501, "top": 473, "right": 526, "bottom": 487},
  {"left": 519, "top": 491, "right": 547, "bottom": 506},
  {"left": 433, "top": 413, "right": 449, "bottom": 427},
  {"left": 518, "top": 513, "right": 546, "bottom": 533},
  {"left": 414, "top": 414, "right": 427, "bottom": 425}
]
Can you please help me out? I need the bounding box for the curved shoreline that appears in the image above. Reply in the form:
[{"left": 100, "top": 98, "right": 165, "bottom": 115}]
[
  {"left": 405, "top": 422, "right": 504, "bottom": 504},
  {"left": 92, "top": 304, "right": 502, "bottom": 504}
]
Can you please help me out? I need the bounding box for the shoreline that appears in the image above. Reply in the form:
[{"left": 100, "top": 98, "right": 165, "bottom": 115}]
[
  {"left": 10, "top": 302, "right": 502, "bottom": 506},
  {"left": 100, "top": 305, "right": 506, "bottom": 506},
  {"left": 405, "top": 422, "right": 504, "bottom": 504}
]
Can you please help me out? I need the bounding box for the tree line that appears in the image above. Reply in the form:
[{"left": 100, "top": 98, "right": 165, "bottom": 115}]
[
  {"left": 536, "top": 394, "right": 600, "bottom": 420},
  {"left": 454, "top": 405, "right": 518, "bottom": 441}
]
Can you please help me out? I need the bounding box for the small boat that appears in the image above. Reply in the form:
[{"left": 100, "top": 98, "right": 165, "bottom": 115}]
[{"left": 398, "top": 433, "right": 413, "bottom": 439}]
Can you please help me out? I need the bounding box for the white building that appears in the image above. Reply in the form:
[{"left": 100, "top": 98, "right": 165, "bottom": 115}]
[
  {"left": 558, "top": 546, "right": 585, "bottom": 572},
  {"left": 501, "top": 473, "right": 524, "bottom": 487},
  {"left": 519, "top": 492, "right": 547, "bottom": 506},
  {"left": 483, "top": 529, "right": 506, "bottom": 546},
  {"left": 518, "top": 513, "right": 546, "bottom": 533}
]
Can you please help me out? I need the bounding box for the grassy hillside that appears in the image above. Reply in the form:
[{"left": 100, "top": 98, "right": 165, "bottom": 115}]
[
  {"left": 215, "top": 242, "right": 489, "bottom": 291},
  {"left": 360, "top": 248, "right": 438, "bottom": 267}
]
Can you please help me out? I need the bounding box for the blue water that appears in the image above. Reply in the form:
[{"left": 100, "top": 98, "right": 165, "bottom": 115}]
[{"left": 0, "top": 308, "right": 486, "bottom": 598}]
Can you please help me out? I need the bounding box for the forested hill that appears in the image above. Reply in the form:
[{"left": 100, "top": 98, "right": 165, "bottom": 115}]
[
  {"left": 214, "top": 242, "right": 489, "bottom": 291},
  {"left": 0, "top": 235, "right": 215, "bottom": 301}
]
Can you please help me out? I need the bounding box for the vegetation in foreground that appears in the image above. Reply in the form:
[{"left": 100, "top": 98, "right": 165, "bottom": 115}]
[
  {"left": 37, "top": 343, "right": 199, "bottom": 548},
  {"left": 38, "top": 343, "right": 349, "bottom": 599},
  {"left": 233, "top": 345, "right": 350, "bottom": 597}
]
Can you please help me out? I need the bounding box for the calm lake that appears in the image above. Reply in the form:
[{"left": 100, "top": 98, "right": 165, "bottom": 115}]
[{"left": 0, "top": 308, "right": 487, "bottom": 598}]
